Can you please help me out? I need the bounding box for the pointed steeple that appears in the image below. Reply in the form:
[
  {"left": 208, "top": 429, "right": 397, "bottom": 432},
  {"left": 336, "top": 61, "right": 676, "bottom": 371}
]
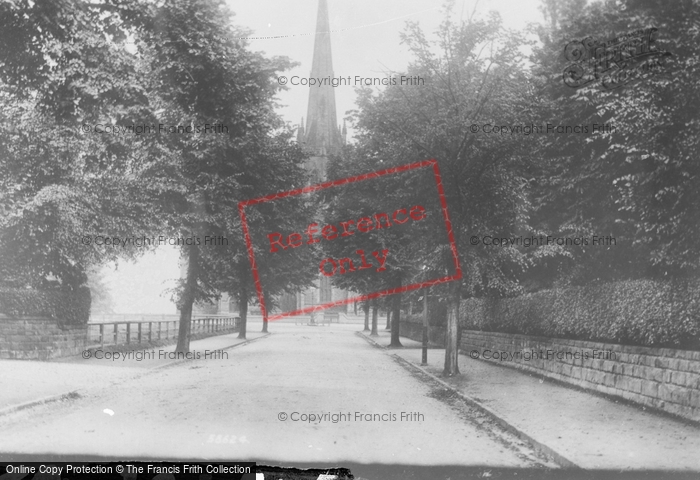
[{"left": 304, "top": 0, "right": 342, "bottom": 156}]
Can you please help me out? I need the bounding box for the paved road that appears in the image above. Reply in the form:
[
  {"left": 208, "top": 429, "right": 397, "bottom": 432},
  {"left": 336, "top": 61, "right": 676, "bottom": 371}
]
[{"left": 0, "top": 323, "right": 545, "bottom": 475}]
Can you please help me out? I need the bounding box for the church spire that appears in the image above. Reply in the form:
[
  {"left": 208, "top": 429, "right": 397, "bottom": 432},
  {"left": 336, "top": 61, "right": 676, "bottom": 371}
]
[{"left": 304, "top": 0, "right": 342, "bottom": 156}]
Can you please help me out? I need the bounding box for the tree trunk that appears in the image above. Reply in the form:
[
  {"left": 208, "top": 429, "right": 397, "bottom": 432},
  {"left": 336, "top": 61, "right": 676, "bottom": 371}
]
[
  {"left": 386, "top": 309, "right": 391, "bottom": 330},
  {"left": 389, "top": 290, "right": 403, "bottom": 347},
  {"left": 443, "top": 282, "right": 461, "bottom": 376},
  {"left": 362, "top": 301, "right": 370, "bottom": 332},
  {"left": 370, "top": 298, "right": 378, "bottom": 336},
  {"left": 238, "top": 288, "right": 248, "bottom": 339},
  {"left": 262, "top": 292, "right": 271, "bottom": 332},
  {"left": 175, "top": 241, "right": 199, "bottom": 353}
]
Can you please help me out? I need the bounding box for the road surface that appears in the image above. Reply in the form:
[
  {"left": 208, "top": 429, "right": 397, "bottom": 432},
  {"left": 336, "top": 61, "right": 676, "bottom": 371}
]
[{"left": 0, "top": 323, "right": 552, "bottom": 478}]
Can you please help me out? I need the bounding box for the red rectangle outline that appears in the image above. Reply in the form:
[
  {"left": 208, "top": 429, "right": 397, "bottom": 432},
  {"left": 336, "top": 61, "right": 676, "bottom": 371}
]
[{"left": 238, "top": 158, "right": 462, "bottom": 321}]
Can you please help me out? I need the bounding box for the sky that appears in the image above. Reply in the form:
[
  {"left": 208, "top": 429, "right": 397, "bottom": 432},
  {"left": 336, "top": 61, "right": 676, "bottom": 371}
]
[
  {"left": 103, "top": 0, "right": 545, "bottom": 315},
  {"left": 227, "top": 0, "right": 544, "bottom": 134}
]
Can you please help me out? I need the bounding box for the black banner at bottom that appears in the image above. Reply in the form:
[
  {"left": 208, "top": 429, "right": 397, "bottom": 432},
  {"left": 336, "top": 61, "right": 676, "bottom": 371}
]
[{"left": 0, "top": 463, "right": 256, "bottom": 480}]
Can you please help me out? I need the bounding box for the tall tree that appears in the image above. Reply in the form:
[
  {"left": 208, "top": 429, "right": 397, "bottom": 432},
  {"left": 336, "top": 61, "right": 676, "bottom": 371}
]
[
  {"left": 129, "top": 0, "right": 302, "bottom": 351},
  {"left": 0, "top": 0, "right": 162, "bottom": 294},
  {"left": 203, "top": 132, "right": 318, "bottom": 339},
  {"left": 323, "top": 143, "right": 453, "bottom": 348},
  {"left": 529, "top": 0, "right": 700, "bottom": 284},
  {"left": 351, "top": 2, "right": 533, "bottom": 373}
]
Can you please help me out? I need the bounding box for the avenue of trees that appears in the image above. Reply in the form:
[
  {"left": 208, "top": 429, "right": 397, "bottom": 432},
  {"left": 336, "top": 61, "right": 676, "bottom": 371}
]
[
  {"left": 0, "top": 0, "right": 317, "bottom": 352},
  {"left": 324, "top": 0, "right": 700, "bottom": 373},
  {"left": 1, "top": 0, "right": 698, "bottom": 368}
]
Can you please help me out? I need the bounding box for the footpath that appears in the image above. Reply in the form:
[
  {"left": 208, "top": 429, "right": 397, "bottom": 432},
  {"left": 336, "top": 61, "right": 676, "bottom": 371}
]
[
  {"left": 361, "top": 330, "right": 700, "bottom": 472},
  {"left": 0, "top": 314, "right": 364, "bottom": 416},
  {"left": 0, "top": 328, "right": 268, "bottom": 416}
]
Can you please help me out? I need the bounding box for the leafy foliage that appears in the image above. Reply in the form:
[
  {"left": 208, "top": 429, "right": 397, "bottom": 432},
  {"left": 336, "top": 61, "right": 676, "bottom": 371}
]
[
  {"left": 0, "top": 286, "right": 91, "bottom": 326},
  {"left": 0, "top": 0, "right": 313, "bottom": 349},
  {"left": 348, "top": 1, "right": 534, "bottom": 367},
  {"left": 462, "top": 279, "right": 700, "bottom": 349},
  {"left": 0, "top": 0, "right": 163, "bottom": 290},
  {"left": 529, "top": 0, "right": 700, "bottom": 283}
]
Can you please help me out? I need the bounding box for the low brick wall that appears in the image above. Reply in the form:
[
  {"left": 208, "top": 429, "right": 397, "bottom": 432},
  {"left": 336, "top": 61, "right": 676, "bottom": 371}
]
[
  {"left": 0, "top": 315, "right": 87, "bottom": 360},
  {"left": 399, "top": 320, "right": 700, "bottom": 423}
]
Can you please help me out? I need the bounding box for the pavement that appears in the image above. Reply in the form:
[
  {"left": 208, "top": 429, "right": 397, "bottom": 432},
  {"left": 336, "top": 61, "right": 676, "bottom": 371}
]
[
  {"left": 0, "top": 314, "right": 363, "bottom": 415},
  {"left": 0, "top": 329, "right": 268, "bottom": 415},
  {"left": 362, "top": 330, "right": 700, "bottom": 471},
  {"left": 1, "top": 321, "right": 699, "bottom": 477}
]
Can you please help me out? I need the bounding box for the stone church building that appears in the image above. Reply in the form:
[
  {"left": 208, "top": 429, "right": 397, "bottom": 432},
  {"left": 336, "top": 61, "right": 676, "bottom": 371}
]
[
  {"left": 278, "top": 0, "right": 350, "bottom": 317},
  {"left": 196, "top": 0, "right": 351, "bottom": 318}
]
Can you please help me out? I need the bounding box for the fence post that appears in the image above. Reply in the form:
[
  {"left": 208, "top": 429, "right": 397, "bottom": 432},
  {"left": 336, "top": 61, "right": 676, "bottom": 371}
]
[
  {"left": 113, "top": 324, "right": 118, "bottom": 345},
  {"left": 126, "top": 323, "right": 131, "bottom": 344},
  {"left": 158, "top": 321, "right": 162, "bottom": 340},
  {"left": 149, "top": 322, "right": 152, "bottom": 343},
  {"left": 138, "top": 322, "right": 142, "bottom": 344},
  {"left": 99, "top": 324, "right": 104, "bottom": 348}
]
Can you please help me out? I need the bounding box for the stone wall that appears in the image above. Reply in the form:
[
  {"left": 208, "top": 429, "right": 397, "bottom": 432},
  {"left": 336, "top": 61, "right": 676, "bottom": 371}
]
[
  {"left": 0, "top": 315, "right": 87, "bottom": 360},
  {"left": 399, "top": 319, "right": 700, "bottom": 423}
]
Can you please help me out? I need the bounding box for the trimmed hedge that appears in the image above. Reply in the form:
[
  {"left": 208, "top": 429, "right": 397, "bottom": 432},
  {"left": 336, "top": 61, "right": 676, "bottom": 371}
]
[
  {"left": 402, "top": 303, "right": 447, "bottom": 327},
  {"left": 0, "top": 286, "right": 91, "bottom": 325},
  {"left": 461, "top": 279, "right": 700, "bottom": 350}
]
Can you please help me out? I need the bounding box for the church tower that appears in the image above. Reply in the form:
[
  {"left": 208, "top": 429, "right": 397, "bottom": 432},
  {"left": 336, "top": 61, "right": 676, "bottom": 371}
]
[{"left": 300, "top": 0, "right": 345, "bottom": 182}]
